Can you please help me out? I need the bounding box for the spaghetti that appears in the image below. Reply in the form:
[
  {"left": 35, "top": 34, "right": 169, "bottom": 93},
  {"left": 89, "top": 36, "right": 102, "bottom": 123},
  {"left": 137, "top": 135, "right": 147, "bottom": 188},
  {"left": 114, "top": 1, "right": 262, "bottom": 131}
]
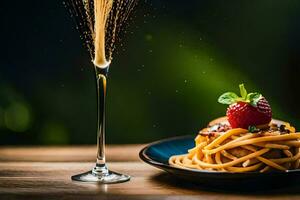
[{"left": 169, "top": 117, "right": 300, "bottom": 172}]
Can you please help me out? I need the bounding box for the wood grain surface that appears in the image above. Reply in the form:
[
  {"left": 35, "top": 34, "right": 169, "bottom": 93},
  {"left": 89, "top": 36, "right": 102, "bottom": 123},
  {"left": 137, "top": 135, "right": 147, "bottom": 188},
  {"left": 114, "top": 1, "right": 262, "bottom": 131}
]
[{"left": 1, "top": 145, "right": 300, "bottom": 200}]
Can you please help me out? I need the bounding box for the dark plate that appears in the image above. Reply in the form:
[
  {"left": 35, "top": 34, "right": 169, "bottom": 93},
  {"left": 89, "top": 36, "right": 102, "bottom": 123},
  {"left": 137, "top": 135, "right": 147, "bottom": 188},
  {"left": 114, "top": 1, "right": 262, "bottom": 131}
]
[{"left": 139, "top": 135, "right": 300, "bottom": 189}]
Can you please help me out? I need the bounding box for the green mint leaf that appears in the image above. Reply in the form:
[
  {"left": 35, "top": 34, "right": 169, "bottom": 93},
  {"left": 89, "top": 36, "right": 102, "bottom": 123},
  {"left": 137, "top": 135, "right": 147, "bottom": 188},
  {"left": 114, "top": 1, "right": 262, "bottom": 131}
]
[
  {"left": 247, "top": 92, "right": 262, "bottom": 106},
  {"left": 218, "top": 92, "right": 239, "bottom": 105},
  {"left": 248, "top": 125, "right": 259, "bottom": 133},
  {"left": 239, "top": 84, "right": 247, "bottom": 100}
]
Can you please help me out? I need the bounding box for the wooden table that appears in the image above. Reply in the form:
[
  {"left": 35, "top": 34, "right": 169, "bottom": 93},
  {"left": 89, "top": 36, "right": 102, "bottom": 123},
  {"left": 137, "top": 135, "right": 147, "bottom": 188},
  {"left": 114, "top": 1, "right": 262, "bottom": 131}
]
[{"left": 1, "top": 145, "right": 300, "bottom": 200}]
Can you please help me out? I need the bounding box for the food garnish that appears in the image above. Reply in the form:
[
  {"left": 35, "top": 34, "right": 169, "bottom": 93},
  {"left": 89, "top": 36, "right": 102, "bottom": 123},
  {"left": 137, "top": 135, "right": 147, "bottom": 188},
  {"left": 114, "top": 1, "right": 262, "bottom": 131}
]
[{"left": 218, "top": 84, "right": 272, "bottom": 129}]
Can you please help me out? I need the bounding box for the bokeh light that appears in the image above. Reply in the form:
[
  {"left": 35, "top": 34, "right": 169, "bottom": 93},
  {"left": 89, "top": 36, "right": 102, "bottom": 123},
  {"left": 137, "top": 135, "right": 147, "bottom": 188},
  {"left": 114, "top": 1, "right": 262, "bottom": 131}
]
[{"left": 4, "top": 102, "right": 32, "bottom": 133}]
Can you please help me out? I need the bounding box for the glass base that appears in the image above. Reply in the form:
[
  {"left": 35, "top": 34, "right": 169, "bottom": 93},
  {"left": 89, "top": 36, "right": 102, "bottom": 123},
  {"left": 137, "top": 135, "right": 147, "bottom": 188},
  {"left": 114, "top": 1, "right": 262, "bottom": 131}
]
[{"left": 72, "top": 165, "right": 130, "bottom": 184}]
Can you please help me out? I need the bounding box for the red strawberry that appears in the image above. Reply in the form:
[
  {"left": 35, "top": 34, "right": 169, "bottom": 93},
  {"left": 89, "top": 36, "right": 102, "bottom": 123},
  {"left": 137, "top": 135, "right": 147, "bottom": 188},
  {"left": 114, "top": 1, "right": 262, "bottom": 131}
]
[{"left": 218, "top": 84, "right": 272, "bottom": 129}]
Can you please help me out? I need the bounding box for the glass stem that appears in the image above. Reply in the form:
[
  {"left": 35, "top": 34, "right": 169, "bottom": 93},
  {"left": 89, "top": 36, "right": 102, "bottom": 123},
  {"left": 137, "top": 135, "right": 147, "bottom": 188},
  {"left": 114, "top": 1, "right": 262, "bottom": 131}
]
[{"left": 93, "top": 65, "right": 109, "bottom": 176}]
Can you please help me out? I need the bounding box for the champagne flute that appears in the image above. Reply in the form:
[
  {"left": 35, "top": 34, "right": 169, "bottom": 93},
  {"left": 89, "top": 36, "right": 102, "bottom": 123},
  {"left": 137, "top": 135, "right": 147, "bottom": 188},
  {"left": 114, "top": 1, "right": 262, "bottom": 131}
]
[
  {"left": 66, "top": 0, "right": 136, "bottom": 183},
  {"left": 71, "top": 63, "right": 130, "bottom": 183}
]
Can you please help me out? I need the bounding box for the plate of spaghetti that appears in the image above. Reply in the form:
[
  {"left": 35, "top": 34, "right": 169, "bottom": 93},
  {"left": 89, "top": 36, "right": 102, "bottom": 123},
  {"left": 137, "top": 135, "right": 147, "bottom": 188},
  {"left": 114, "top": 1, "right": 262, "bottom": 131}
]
[{"left": 139, "top": 84, "right": 300, "bottom": 186}]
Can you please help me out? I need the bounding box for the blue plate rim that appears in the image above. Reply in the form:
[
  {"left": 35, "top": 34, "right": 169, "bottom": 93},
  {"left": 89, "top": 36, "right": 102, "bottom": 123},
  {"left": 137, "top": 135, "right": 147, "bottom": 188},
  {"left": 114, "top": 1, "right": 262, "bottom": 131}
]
[{"left": 139, "top": 135, "right": 300, "bottom": 176}]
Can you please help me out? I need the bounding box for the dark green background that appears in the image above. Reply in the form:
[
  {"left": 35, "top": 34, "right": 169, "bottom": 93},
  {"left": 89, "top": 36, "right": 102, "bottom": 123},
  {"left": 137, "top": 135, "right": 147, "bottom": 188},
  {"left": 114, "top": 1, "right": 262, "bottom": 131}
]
[{"left": 0, "top": 0, "right": 300, "bottom": 145}]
